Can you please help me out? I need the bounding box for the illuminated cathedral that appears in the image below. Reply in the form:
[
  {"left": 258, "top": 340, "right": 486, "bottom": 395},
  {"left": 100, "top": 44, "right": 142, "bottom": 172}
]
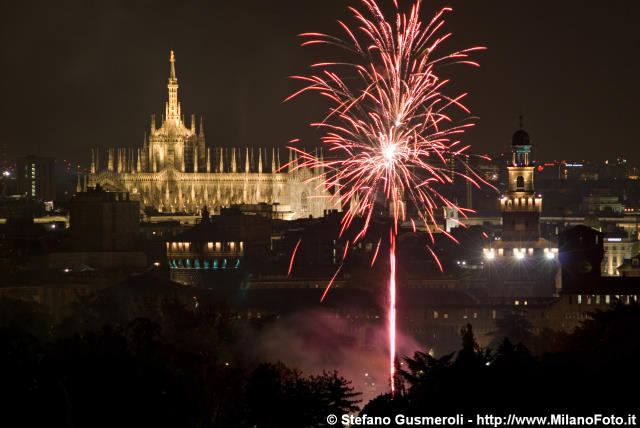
[{"left": 89, "top": 51, "right": 335, "bottom": 218}]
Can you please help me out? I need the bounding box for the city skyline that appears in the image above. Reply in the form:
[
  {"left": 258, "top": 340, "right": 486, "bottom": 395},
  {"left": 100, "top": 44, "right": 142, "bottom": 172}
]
[
  {"left": 1, "top": 1, "right": 640, "bottom": 421},
  {"left": 1, "top": 0, "right": 639, "bottom": 164}
]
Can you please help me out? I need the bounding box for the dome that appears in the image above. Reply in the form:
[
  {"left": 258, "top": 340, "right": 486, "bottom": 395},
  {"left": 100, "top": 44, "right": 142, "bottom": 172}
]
[{"left": 512, "top": 129, "right": 530, "bottom": 146}]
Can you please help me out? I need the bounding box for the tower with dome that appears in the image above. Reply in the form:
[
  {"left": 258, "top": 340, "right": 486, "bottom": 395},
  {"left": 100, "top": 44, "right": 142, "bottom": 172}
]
[{"left": 482, "top": 120, "right": 560, "bottom": 297}]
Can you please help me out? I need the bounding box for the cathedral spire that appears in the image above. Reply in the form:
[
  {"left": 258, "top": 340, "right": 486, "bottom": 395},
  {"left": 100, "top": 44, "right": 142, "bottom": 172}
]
[
  {"left": 271, "top": 148, "right": 276, "bottom": 173},
  {"left": 170, "top": 50, "right": 176, "bottom": 79},
  {"left": 231, "top": 148, "right": 237, "bottom": 173},
  {"left": 166, "top": 50, "right": 181, "bottom": 126}
]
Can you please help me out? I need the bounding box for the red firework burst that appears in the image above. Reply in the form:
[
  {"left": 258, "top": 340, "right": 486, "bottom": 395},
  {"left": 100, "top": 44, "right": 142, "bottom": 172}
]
[{"left": 287, "top": 0, "right": 489, "bottom": 396}]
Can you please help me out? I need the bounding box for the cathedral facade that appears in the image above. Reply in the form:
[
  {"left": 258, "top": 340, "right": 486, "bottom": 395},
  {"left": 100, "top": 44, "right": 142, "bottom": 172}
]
[{"left": 89, "top": 51, "right": 335, "bottom": 218}]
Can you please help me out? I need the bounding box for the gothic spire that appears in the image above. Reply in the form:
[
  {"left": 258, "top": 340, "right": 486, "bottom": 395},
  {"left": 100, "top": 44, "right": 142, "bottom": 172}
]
[
  {"left": 166, "top": 50, "right": 181, "bottom": 125},
  {"left": 271, "top": 148, "right": 276, "bottom": 173},
  {"left": 170, "top": 50, "right": 176, "bottom": 80}
]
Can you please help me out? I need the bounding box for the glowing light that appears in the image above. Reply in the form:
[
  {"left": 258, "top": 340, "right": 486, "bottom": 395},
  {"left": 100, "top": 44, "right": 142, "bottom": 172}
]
[
  {"left": 516, "top": 252, "right": 525, "bottom": 260},
  {"left": 545, "top": 252, "right": 555, "bottom": 260},
  {"left": 382, "top": 143, "right": 397, "bottom": 165},
  {"left": 485, "top": 251, "right": 495, "bottom": 260},
  {"left": 288, "top": 0, "right": 488, "bottom": 396}
]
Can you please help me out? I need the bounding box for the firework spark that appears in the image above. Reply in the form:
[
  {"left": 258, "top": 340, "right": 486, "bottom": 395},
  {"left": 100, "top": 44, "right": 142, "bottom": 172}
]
[
  {"left": 288, "top": 238, "right": 302, "bottom": 276},
  {"left": 288, "top": 0, "right": 489, "bottom": 395}
]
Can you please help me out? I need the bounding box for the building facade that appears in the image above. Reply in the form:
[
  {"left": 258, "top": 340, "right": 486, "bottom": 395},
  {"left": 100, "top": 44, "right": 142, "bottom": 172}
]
[
  {"left": 16, "top": 155, "right": 55, "bottom": 201},
  {"left": 89, "top": 51, "right": 335, "bottom": 218},
  {"left": 69, "top": 186, "right": 140, "bottom": 251},
  {"left": 602, "top": 235, "right": 639, "bottom": 276},
  {"left": 166, "top": 208, "right": 272, "bottom": 287}
]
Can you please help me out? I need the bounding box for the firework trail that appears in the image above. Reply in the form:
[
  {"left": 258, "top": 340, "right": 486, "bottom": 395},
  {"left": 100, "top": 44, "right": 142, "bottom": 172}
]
[
  {"left": 288, "top": 239, "right": 302, "bottom": 276},
  {"left": 287, "top": 0, "right": 489, "bottom": 395}
]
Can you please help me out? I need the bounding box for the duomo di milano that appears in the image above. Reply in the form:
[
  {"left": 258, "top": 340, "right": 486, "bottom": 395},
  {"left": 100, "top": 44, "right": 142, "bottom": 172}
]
[{"left": 88, "top": 51, "right": 335, "bottom": 219}]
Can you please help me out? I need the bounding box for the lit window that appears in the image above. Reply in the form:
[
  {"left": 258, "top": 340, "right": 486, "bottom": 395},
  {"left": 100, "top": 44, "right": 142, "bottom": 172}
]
[{"left": 484, "top": 248, "right": 495, "bottom": 260}]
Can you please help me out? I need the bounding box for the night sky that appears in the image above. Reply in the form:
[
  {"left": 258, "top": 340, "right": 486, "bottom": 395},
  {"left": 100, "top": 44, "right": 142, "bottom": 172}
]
[{"left": 1, "top": 0, "right": 639, "bottom": 165}]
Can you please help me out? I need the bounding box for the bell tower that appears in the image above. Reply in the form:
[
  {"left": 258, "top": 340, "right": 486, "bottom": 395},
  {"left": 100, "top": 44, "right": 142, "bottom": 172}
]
[{"left": 500, "top": 118, "right": 541, "bottom": 241}]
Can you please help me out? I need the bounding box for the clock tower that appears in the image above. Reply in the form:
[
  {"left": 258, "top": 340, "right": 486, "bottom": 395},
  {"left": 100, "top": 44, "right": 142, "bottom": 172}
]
[{"left": 500, "top": 123, "right": 541, "bottom": 241}]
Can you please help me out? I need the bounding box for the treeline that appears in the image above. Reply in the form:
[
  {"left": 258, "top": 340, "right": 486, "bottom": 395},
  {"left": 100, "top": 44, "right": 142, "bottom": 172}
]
[
  {"left": 365, "top": 302, "right": 640, "bottom": 422},
  {"left": 0, "top": 296, "right": 360, "bottom": 428},
  {"left": 1, "top": 288, "right": 639, "bottom": 427}
]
